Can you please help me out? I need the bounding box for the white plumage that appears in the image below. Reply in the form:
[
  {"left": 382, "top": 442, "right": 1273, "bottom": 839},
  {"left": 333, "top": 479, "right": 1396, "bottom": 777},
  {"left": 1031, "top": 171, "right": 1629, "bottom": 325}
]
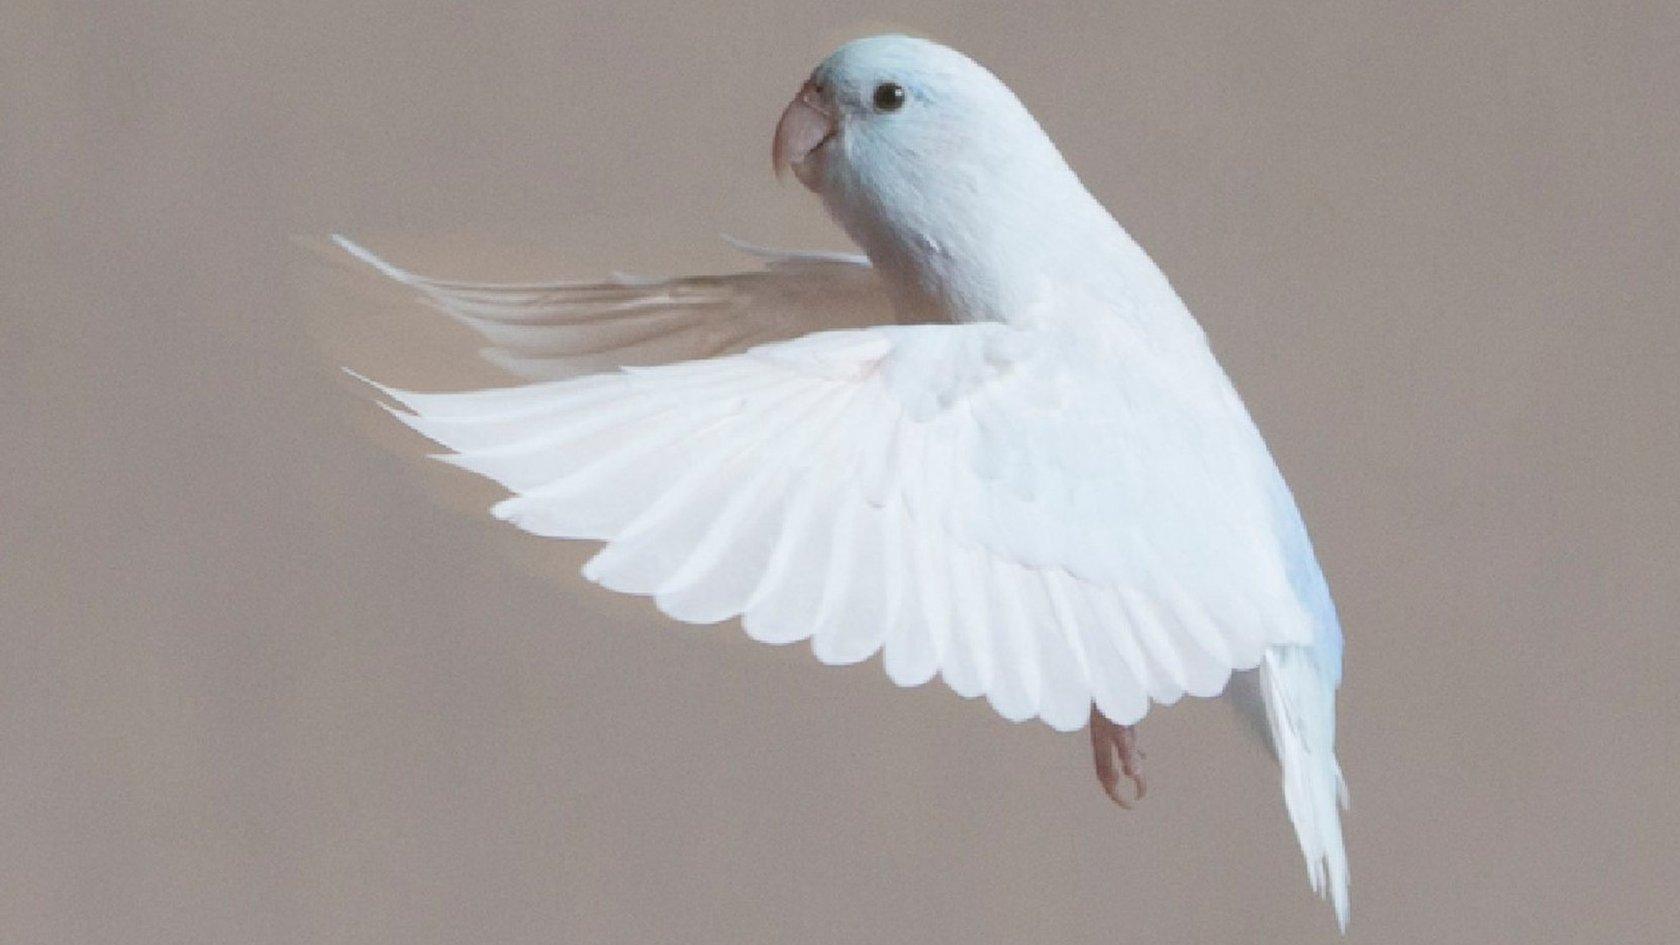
[{"left": 341, "top": 33, "right": 1349, "bottom": 930}]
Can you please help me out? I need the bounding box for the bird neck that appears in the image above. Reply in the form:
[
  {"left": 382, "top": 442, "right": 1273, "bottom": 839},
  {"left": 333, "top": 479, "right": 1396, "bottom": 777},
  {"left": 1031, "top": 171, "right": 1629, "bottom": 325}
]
[{"left": 822, "top": 154, "right": 1156, "bottom": 326}]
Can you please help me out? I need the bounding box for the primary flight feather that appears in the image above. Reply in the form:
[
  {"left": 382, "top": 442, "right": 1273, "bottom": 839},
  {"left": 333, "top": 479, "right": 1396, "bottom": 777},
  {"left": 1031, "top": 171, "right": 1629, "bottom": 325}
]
[{"left": 340, "top": 34, "right": 1350, "bottom": 929}]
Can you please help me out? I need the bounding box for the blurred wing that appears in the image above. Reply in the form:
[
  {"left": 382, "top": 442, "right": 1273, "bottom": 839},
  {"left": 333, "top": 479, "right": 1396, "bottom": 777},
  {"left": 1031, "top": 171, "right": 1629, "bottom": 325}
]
[
  {"left": 334, "top": 235, "right": 894, "bottom": 380},
  {"left": 357, "top": 314, "right": 1319, "bottom": 732}
]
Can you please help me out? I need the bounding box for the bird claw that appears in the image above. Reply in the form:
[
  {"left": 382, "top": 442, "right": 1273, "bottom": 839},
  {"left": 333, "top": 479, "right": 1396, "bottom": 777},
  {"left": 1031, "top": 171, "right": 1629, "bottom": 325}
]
[{"left": 1090, "top": 706, "right": 1147, "bottom": 809}]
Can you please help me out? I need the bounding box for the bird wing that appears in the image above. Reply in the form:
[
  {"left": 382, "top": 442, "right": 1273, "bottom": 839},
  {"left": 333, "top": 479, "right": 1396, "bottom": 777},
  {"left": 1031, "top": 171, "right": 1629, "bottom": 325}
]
[
  {"left": 354, "top": 274, "right": 1320, "bottom": 731},
  {"left": 334, "top": 235, "right": 894, "bottom": 381}
]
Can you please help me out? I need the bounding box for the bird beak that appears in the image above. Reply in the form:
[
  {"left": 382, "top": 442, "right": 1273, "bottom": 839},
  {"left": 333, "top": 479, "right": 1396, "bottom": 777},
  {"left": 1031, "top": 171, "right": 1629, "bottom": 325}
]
[{"left": 772, "top": 80, "right": 836, "bottom": 191}]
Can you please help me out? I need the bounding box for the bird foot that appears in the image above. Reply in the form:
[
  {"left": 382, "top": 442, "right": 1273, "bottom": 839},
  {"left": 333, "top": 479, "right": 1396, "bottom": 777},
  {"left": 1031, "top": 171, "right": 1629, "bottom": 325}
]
[{"left": 1090, "top": 706, "right": 1146, "bottom": 809}]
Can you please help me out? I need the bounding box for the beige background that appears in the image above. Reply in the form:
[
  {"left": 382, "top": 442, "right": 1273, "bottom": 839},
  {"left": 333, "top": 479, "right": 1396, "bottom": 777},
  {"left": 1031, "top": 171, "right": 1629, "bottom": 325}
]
[{"left": 6, "top": 2, "right": 1678, "bottom": 943}]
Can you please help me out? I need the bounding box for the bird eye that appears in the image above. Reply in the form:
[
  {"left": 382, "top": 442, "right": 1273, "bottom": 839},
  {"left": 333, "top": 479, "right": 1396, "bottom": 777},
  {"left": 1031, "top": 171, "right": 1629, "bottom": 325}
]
[{"left": 872, "top": 82, "right": 906, "bottom": 112}]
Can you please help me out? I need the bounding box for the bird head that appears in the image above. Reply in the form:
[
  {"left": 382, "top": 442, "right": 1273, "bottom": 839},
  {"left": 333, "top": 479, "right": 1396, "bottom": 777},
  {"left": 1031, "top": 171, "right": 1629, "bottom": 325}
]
[{"left": 773, "top": 35, "right": 1122, "bottom": 324}]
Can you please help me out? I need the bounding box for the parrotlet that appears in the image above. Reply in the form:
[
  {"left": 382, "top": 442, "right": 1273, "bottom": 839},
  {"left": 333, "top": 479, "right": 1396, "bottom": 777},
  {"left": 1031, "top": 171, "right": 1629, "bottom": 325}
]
[{"left": 340, "top": 34, "right": 1350, "bottom": 930}]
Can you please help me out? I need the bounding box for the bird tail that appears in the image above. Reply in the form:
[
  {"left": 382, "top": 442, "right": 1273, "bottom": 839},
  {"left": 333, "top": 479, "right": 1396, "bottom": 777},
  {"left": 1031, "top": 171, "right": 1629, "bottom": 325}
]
[{"left": 1260, "top": 644, "right": 1350, "bottom": 931}]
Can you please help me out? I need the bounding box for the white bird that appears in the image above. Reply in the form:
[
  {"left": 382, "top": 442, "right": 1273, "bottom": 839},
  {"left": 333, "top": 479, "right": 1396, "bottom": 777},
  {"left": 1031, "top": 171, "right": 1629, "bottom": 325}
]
[{"left": 339, "top": 34, "right": 1349, "bottom": 929}]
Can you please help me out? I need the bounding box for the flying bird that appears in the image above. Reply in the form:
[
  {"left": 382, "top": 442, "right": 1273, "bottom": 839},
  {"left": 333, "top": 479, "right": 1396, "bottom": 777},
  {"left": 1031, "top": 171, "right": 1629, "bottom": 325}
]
[{"left": 339, "top": 34, "right": 1350, "bottom": 929}]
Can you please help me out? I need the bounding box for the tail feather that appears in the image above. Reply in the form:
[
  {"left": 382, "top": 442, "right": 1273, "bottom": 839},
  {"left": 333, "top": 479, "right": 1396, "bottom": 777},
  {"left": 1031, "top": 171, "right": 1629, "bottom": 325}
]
[{"left": 1261, "top": 644, "right": 1350, "bottom": 931}]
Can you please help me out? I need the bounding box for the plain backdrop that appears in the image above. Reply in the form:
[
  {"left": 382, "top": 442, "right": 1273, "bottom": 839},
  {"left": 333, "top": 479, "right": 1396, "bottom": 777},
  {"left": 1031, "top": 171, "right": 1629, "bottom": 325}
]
[{"left": 5, "top": 2, "right": 1677, "bottom": 943}]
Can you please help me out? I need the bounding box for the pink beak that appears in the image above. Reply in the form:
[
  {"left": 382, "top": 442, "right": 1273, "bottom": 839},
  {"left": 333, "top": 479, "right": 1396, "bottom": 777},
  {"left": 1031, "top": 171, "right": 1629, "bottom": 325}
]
[{"left": 772, "top": 80, "right": 836, "bottom": 191}]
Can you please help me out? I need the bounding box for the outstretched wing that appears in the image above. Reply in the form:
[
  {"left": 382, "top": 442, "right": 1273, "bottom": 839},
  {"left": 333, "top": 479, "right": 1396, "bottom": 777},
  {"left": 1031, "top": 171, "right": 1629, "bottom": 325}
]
[
  {"left": 334, "top": 236, "right": 895, "bottom": 381},
  {"left": 353, "top": 289, "right": 1319, "bottom": 731}
]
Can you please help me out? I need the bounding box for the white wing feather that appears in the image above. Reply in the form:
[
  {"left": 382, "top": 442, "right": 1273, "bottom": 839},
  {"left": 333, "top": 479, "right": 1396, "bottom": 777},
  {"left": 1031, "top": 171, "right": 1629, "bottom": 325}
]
[
  {"left": 333, "top": 235, "right": 893, "bottom": 381},
  {"left": 345, "top": 240, "right": 1318, "bottom": 732}
]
